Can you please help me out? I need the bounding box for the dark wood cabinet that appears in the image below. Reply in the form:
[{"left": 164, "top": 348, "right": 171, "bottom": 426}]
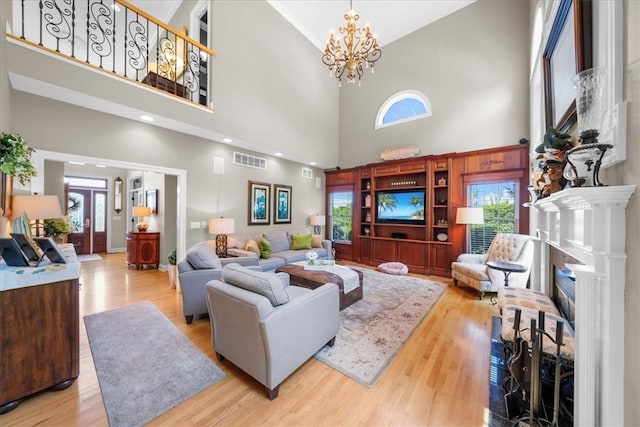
[
  {"left": 142, "top": 72, "right": 185, "bottom": 97},
  {"left": 0, "top": 277, "right": 80, "bottom": 413},
  {"left": 126, "top": 232, "right": 160, "bottom": 269},
  {"left": 325, "top": 144, "right": 530, "bottom": 277}
]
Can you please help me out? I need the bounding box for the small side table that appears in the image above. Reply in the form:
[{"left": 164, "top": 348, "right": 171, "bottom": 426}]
[{"left": 486, "top": 261, "right": 528, "bottom": 287}]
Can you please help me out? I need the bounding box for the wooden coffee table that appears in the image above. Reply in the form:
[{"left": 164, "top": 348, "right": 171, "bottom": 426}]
[{"left": 275, "top": 264, "right": 363, "bottom": 310}]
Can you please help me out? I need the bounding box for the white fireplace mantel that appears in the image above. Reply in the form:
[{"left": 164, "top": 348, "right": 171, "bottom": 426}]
[{"left": 534, "top": 185, "right": 635, "bottom": 426}]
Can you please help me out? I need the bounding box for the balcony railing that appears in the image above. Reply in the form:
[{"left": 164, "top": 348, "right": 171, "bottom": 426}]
[{"left": 8, "top": 0, "right": 216, "bottom": 106}]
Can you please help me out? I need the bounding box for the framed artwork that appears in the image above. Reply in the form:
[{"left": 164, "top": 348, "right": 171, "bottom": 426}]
[
  {"left": 248, "top": 181, "right": 270, "bottom": 225},
  {"left": 145, "top": 189, "right": 158, "bottom": 214},
  {"left": 542, "top": 0, "right": 592, "bottom": 132},
  {"left": 273, "top": 184, "right": 292, "bottom": 224}
]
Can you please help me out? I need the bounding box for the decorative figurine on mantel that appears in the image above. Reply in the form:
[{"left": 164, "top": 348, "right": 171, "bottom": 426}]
[{"left": 533, "top": 128, "right": 576, "bottom": 198}]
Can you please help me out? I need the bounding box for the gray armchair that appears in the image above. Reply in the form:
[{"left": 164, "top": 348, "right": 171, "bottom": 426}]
[
  {"left": 178, "top": 241, "right": 259, "bottom": 324},
  {"left": 205, "top": 263, "right": 339, "bottom": 399}
]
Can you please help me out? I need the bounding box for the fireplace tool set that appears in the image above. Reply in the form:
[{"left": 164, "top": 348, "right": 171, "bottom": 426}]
[{"left": 502, "top": 309, "right": 574, "bottom": 426}]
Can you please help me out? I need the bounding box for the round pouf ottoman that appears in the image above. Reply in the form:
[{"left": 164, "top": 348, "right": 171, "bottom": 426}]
[{"left": 378, "top": 262, "right": 408, "bottom": 275}]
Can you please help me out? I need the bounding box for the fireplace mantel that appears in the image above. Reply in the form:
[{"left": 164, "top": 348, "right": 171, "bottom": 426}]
[{"left": 534, "top": 185, "right": 635, "bottom": 426}]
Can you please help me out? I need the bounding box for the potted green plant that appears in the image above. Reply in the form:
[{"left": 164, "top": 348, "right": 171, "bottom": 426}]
[
  {"left": 44, "top": 217, "right": 71, "bottom": 243},
  {"left": 0, "top": 132, "right": 37, "bottom": 185},
  {"left": 1, "top": 132, "right": 37, "bottom": 217},
  {"left": 167, "top": 249, "right": 180, "bottom": 291}
]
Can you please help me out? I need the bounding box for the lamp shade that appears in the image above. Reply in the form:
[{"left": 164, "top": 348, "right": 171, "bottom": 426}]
[
  {"left": 456, "top": 207, "right": 484, "bottom": 225},
  {"left": 132, "top": 206, "right": 151, "bottom": 218},
  {"left": 310, "top": 215, "right": 326, "bottom": 226},
  {"left": 209, "top": 218, "right": 235, "bottom": 235},
  {"left": 11, "top": 195, "right": 62, "bottom": 220}
]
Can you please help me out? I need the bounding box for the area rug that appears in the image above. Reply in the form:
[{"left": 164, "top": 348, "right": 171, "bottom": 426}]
[
  {"left": 84, "top": 301, "right": 225, "bottom": 427},
  {"left": 77, "top": 254, "right": 102, "bottom": 262},
  {"left": 314, "top": 267, "right": 445, "bottom": 387}
]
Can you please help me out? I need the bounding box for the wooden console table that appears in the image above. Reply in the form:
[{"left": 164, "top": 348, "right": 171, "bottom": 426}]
[
  {"left": 126, "top": 231, "right": 160, "bottom": 269},
  {"left": 0, "top": 244, "right": 80, "bottom": 413}
]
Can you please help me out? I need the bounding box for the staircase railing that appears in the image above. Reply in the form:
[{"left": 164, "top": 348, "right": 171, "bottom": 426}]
[{"left": 7, "top": 0, "right": 216, "bottom": 106}]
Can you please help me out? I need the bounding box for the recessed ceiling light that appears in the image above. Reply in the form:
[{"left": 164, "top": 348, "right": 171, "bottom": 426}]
[
  {"left": 275, "top": 152, "right": 283, "bottom": 157},
  {"left": 310, "top": 162, "right": 317, "bottom": 166},
  {"left": 69, "top": 161, "right": 85, "bottom": 166},
  {"left": 140, "top": 115, "right": 154, "bottom": 122},
  {"left": 111, "top": 3, "right": 121, "bottom": 12},
  {"left": 95, "top": 164, "right": 107, "bottom": 168},
  {"left": 223, "top": 138, "right": 232, "bottom": 143}
]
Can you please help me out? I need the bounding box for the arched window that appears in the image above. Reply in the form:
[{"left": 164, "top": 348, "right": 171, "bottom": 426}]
[{"left": 375, "top": 90, "right": 431, "bottom": 129}]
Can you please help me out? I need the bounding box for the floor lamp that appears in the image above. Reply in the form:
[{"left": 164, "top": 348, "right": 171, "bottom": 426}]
[
  {"left": 209, "top": 217, "right": 235, "bottom": 257},
  {"left": 11, "top": 194, "right": 63, "bottom": 237},
  {"left": 456, "top": 207, "right": 484, "bottom": 252}
]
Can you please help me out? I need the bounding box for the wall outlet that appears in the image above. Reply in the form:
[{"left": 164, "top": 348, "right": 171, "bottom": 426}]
[{"left": 201, "top": 221, "right": 207, "bottom": 228}]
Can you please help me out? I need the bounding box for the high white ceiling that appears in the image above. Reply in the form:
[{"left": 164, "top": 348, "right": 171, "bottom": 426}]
[
  {"left": 130, "top": 0, "right": 476, "bottom": 51},
  {"left": 267, "top": 0, "right": 476, "bottom": 51}
]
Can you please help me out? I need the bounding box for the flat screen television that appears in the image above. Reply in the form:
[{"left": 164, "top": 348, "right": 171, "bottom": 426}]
[{"left": 375, "top": 189, "right": 426, "bottom": 225}]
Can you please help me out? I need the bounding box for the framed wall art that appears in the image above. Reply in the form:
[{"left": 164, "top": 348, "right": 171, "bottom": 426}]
[
  {"left": 248, "top": 181, "right": 270, "bottom": 225},
  {"left": 273, "top": 184, "right": 292, "bottom": 224},
  {"left": 542, "top": 0, "right": 592, "bottom": 132}
]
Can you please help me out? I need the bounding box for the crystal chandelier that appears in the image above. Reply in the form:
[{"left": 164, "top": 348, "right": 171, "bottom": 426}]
[{"left": 322, "top": 0, "right": 382, "bottom": 86}]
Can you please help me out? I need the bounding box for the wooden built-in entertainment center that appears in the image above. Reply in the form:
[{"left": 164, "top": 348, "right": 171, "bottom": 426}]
[{"left": 325, "top": 144, "right": 530, "bottom": 276}]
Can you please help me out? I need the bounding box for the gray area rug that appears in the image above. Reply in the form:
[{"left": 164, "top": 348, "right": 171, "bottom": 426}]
[
  {"left": 315, "top": 267, "right": 446, "bottom": 387},
  {"left": 77, "top": 254, "right": 103, "bottom": 262},
  {"left": 84, "top": 301, "right": 224, "bottom": 426}
]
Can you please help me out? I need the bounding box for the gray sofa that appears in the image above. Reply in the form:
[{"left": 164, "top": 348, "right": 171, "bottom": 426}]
[
  {"left": 178, "top": 231, "right": 332, "bottom": 324},
  {"left": 205, "top": 263, "right": 339, "bottom": 399},
  {"left": 225, "top": 230, "right": 332, "bottom": 271}
]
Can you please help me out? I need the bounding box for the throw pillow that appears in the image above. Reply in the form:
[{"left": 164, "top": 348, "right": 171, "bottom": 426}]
[
  {"left": 263, "top": 231, "right": 289, "bottom": 253},
  {"left": 185, "top": 242, "right": 222, "bottom": 269},
  {"left": 291, "top": 233, "right": 312, "bottom": 250},
  {"left": 245, "top": 238, "right": 260, "bottom": 257},
  {"left": 258, "top": 237, "right": 272, "bottom": 258},
  {"left": 311, "top": 234, "right": 322, "bottom": 248},
  {"left": 222, "top": 263, "right": 290, "bottom": 306}
]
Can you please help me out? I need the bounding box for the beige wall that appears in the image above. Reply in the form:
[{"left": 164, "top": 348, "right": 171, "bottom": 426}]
[
  {"left": 338, "top": 0, "right": 530, "bottom": 168},
  {"left": 10, "top": 93, "right": 325, "bottom": 250}
]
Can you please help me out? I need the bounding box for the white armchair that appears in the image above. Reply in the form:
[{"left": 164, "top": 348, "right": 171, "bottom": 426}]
[{"left": 451, "top": 233, "right": 534, "bottom": 299}]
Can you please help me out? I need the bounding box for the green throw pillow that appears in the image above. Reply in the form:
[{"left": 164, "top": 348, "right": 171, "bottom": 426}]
[
  {"left": 291, "top": 233, "right": 312, "bottom": 250},
  {"left": 258, "top": 237, "right": 272, "bottom": 258}
]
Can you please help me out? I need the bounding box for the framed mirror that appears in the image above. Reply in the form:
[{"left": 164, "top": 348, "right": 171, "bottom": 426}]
[
  {"left": 113, "top": 176, "right": 123, "bottom": 213},
  {"left": 543, "top": 0, "right": 592, "bottom": 133},
  {"left": 146, "top": 189, "right": 158, "bottom": 214}
]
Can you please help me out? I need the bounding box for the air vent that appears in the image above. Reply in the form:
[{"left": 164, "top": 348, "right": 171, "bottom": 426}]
[
  {"left": 301, "top": 167, "right": 313, "bottom": 179},
  {"left": 233, "top": 152, "right": 267, "bottom": 170}
]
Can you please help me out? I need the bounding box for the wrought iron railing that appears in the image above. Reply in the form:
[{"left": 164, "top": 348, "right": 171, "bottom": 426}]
[{"left": 8, "top": 0, "right": 216, "bottom": 106}]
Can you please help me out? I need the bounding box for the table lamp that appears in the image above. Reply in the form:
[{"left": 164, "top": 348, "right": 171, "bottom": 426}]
[
  {"left": 209, "top": 217, "right": 235, "bottom": 257},
  {"left": 456, "top": 207, "right": 484, "bottom": 252},
  {"left": 11, "top": 194, "right": 63, "bottom": 237},
  {"left": 133, "top": 206, "right": 152, "bottom": 231},
  {"left": 310, "top": 214, "right": 326, "bottom": 235}
]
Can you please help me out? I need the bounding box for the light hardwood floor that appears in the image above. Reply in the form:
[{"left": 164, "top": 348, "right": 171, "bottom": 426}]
[{"left": 2, "top": 252, "right": 499, "bottom": 426}]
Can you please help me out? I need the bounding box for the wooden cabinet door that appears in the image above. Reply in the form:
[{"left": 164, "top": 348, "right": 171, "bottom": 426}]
[
  {"left": 359, "top": 238, "right": 371, "bottom": 264},
  {"left": 372, "top": 240, "right": 396, "bottom": 264},
  {"left": 397, "top": 242, "right": 427, "bottom": 272},
  {"left": 430, "top": 244, "right": 451, "bottom": 276}
]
